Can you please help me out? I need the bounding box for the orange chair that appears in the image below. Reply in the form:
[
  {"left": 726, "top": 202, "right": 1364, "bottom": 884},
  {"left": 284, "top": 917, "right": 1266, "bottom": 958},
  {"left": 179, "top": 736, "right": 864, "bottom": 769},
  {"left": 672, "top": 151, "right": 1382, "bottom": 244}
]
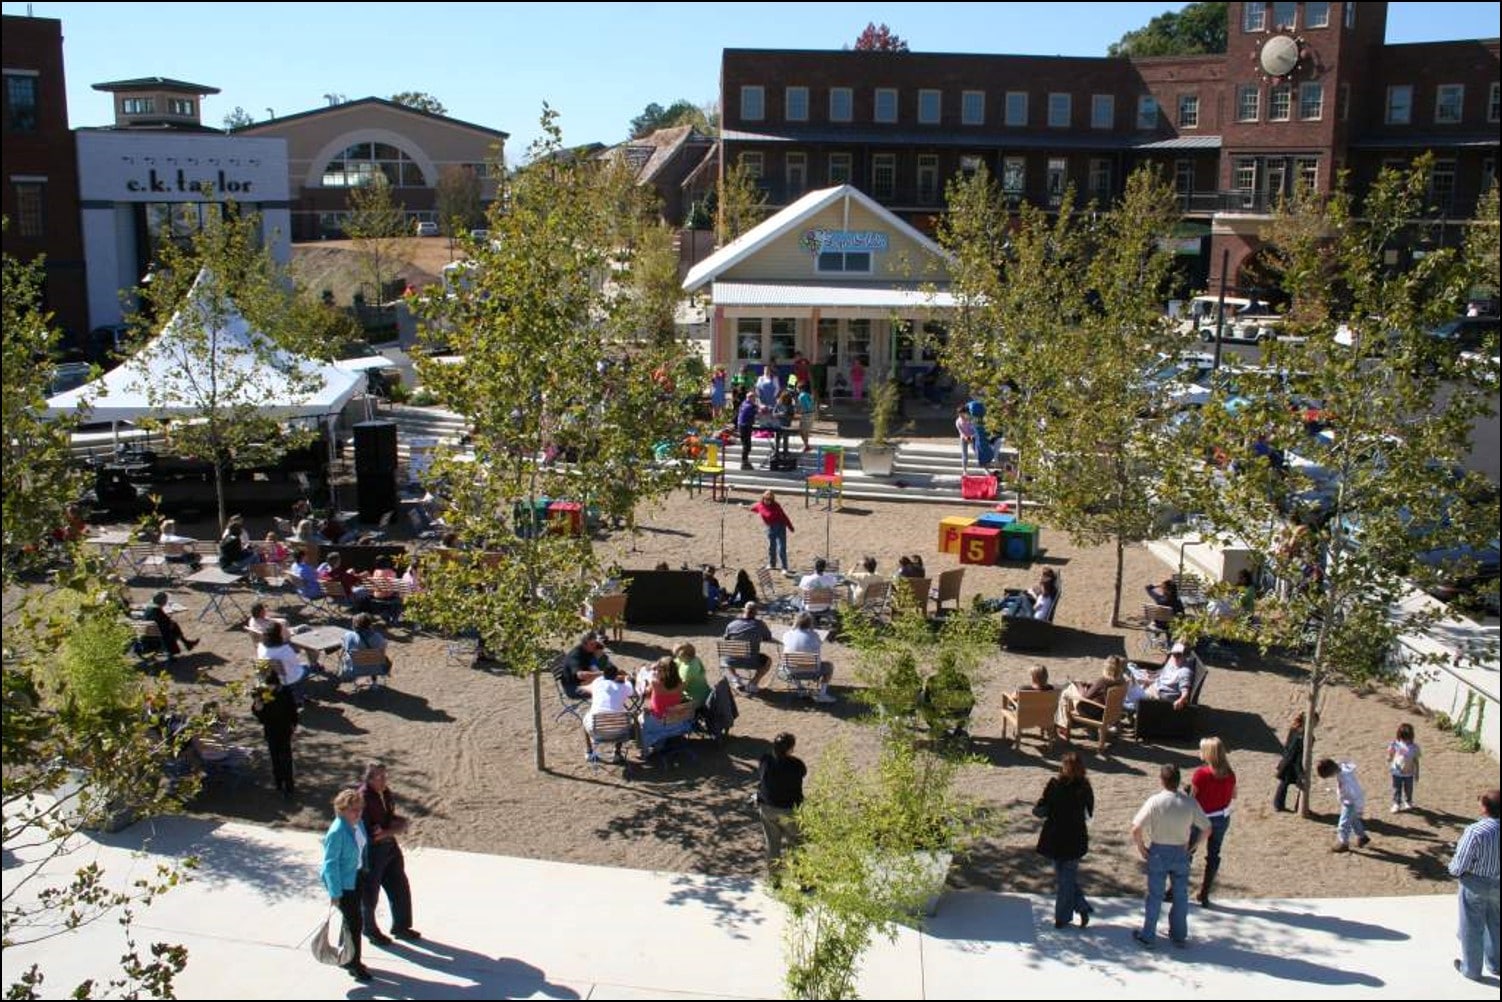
[{"left": 804, "top": 445, "right": 845, "bottom": 509}]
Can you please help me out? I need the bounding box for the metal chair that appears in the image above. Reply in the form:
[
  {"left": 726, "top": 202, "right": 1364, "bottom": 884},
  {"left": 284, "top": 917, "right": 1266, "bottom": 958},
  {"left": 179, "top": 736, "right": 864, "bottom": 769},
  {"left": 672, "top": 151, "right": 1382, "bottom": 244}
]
[
  {"left": 798, "top": 586, "right": 839, "bottom": 629},
  {"left": 585, "top": 710, "right": 635, "bottom": 766},
  {"left": 553, "top": 671, "right": 588, "bottom": 724},
  {"left": 776, "top": 649, "right": 829, "bottom": 698},
  {"left": 1140, "top": 603, "right": 1177, "bottom": 656}
]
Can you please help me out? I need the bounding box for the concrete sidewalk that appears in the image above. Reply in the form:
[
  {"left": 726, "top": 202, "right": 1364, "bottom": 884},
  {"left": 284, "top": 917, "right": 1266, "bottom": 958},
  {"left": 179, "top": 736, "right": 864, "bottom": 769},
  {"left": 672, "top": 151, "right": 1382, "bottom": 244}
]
[{"left": 3, "top": 815, "right": 1496, "bottom": 1000}]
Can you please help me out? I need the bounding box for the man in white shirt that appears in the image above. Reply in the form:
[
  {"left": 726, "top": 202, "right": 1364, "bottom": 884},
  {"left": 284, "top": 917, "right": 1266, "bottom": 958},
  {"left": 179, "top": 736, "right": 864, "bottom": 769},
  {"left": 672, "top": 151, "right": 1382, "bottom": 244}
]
[
  {"left": 798, "top": 558, "right": 842, "bottom": 614},
  {"left": 1131, "top": 764, "right": 1211, "bottom": 949},
  {"left": 781, "top": 613, "right": 836, "bottom": 704},
  {"left": 1127, "top": 643, "right": 1198, "bottom": 711}
]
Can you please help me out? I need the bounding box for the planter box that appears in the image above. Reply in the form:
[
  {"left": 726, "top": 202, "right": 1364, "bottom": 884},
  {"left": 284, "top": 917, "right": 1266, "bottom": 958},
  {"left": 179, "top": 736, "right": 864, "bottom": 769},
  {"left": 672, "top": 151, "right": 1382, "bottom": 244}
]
[
  {"left": 860, "top": 442, "right": 896, "bottom": 478},
  {"left": 866, "top": 849, "right": 953, "bottom": 918}
]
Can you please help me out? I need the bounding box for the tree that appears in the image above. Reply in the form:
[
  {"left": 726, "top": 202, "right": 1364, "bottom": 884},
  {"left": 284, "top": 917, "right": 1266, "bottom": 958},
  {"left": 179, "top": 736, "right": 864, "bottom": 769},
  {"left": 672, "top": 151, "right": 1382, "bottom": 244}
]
[
  {"left": 628, "top": 99, "right": 713, "bottom": 139},
  {"left": 407, "top": 107, "right": 701, "bottom": 770},
  {"left": 128, "top": 206, "right": 331, "bottom": 530},
  {"left": 342, "top": 172, "right": 416, "bottom": 306},
  {"left": 716, "top": 159, "right": 768, "bottom": 244},
  {"left": 391, "top": 91, "right": 447, "bottom": 116},
  {"left": 1108, "top": 2, "right": 1228, "bottom": 57},
  {"left": 852, "top": 22, "right": 909, "bottom": 52},
  {"left": 435, "top": 165, "right": 484, "bottom": 236},
  {"left": 221, "top": 105, "right": 254, "bottom": 131},
  {"left": 1161, "top": 160, "right": 1499, "bottom": 815}
]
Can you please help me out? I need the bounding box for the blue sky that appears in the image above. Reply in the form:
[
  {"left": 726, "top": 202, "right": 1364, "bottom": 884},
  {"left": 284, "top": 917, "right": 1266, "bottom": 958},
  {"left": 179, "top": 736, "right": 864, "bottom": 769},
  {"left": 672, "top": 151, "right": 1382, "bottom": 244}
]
[{"left": 5, "top": 2, "right": 1498, "bottom": 158}]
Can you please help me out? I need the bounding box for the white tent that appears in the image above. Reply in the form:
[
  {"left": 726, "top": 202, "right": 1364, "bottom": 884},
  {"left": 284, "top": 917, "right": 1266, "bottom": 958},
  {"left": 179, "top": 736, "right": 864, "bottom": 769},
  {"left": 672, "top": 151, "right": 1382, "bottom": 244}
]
[{"left": 46, "top": 271, "right": 363, "bottom": 423}]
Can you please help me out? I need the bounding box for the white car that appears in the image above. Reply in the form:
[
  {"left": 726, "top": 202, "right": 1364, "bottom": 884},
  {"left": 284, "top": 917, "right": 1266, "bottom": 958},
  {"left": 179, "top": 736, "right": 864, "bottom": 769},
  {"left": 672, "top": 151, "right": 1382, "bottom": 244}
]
[{"left": 414, "top": 220, "right": 439, "bottom": 237}]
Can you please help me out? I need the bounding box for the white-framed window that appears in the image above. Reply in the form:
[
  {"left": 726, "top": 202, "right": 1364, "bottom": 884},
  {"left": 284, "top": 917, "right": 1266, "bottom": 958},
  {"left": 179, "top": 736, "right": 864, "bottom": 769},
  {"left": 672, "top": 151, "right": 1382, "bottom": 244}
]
[
  {"left": 785, "top": 86, "right": 809, "bottom": 122},
  {"left": 1137, "top": 95, "right": 1159, "bottom": 129},
  {"left": 1234, "top": 157, "right": 1258, "bottom": 199},
  {"left": 916, "top": 154, "right": 939, "bottom": 203},
  {"left": 1046, "top": 158, "right": 1067, "bottom": 206},
  {"left": 1345, "top": 2, "right": 1355, "bottom": 28},
  {"left": 1243, "top": 1, "right": 1267, "bottom": 32},
  {"left": 739, "top": 151, "right": 764, "bottom": 180},
  {"left": 1435, "top": 84, "right": 1464, "bottom": 124},
  {"left": 786, "top": 152, "right": 807, "bottom": 197},
  {"left": 918, "top": 89, "right": 941, "bottom": 124},
  {"left": 1294, "top": 156, "right": 1319, "bottom": 193},
  {"left": 1299, "top": 82, "right": 1324, "bottom": 120},
  {"left": 828, "top": 152, "right": 852, "bottom": 185},
  {"left": 769, "top": 317, "right": 797, "bottom": 360},
  {"left": 1089, "top": 158, "right": 1112, "bottom": 199},
  {"left": 1091, "top": 94, "right": 1114, "bottom": 130},
  {"left": 1174, "top": 159, "right": 1195, "bottom": 197},
  {"left": 1386, "top": 85, "right": 1413, "bottom": 124},
  {"left": 13, "top": 180, "right": 44, "bottom": 237},
  {"left": 1428, "top": 158, "right": 1457, "bottom": 211},
  {"left": 1237, "top": 85, "right": 1260, "bottom": 122},
  {"left": 872, "top": 153, "right": 897, "bottom": 200},
  {"left": 122, "top": 97, "right": 155, "bottom": 114},
  {"left": 1490, "top": 82, "right": 1501, "bottom": 123},
  {"left": 1002, "top": 156, "right": 1025, "bottom": 195},
  {"left": 5, "top": 73, "right": 38, "bottom": 133},
  {"left": 874, "top": 88, "right": 898, "bottom": 123},
  {"left": 1178, "top": 94, "right": 1199, "bottom": 128},
  {"left": 735, "top": 317, "right": 764, "bottom": 362},
  {"left": 1306, "top": 2, "right": 1331, "bottom": 28},
  {"left": 829, "top": 87, "right": 853, "bottom": 122},
  {"left": 1272, "top": 2, "right": 1297, "bottom": 29},
  {"left": 846, "top": 318, "right": 871, "bottom": 366},
  {"left": 1047, "top": 92, "right": 1071, "bottom": 128},
  {"left": 740, "top": 85, "right": 764, "bottom": 121},
  {"left": 1005, "top": 91, "right": 1028, "bottom": 126},
  {"left": 961, "top": 90, "right": 985, "bottom": 125},
  {"left": 168, "top": 98, "right": 195, "bottom": 116},
  {"left": 1269, "top": 83, "right": 1292, "bottom": 121},
  {"left": 816, "top": 239, "right": 872, "bottom": 273}
]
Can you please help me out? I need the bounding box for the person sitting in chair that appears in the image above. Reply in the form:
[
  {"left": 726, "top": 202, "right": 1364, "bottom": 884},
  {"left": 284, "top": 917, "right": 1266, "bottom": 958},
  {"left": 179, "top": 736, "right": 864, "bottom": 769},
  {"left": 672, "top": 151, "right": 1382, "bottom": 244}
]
[
  {"left": 798, "top": 558, "right": 841, "bottom": 615},
  {"left": 557, "top": 631, "right": 609, "bottom": 699},
  {"left": 340, "top": 613, "right": 391, "bottom": 680},
  {"left": 158, "top": 519, "right": 203, "bottom": 570},
  {"left": 722, "top": 602, "right": 777, "bottom": 694},
  {"left": 845, "top": 556, "right": 883, "bottom": 607},
  {"left": 1057, "top": 656, "right": 1129, "bottom": 737},
  {"left": 1127, "top": 643, "right": 1198, "bottom": 711},
  {"left": 983, "top": 568, "right": 1057, "bottom": 619},
  {"left": 144, "top": 591, "right": 199, "bottom": 661},
  {"left": 257, "top": 621, "right": 311, "bottom": 703},
  {"left": 290, "top": 547, "right": 323, "bottom": 600},
  {"left": 1019, "top": 664, "right": 1055, "bottom": 692},
  {"left": 318, "top": 552, "right": 372, "bottom": 611},
  {"left": 217, "top": 515, "right": 255, "bottom": 573},
  {"left": 582, "top": 662, "right": 634, "bottom": 761},
  {"left": 781, "top": 613, "right": 836, "bottom": 704}
]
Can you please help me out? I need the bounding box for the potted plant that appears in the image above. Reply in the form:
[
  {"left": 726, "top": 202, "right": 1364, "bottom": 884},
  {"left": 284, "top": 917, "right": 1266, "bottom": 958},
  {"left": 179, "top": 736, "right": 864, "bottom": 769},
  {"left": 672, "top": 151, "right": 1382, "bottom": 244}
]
[{"left": 858, "top": 378, "right": 901, "bottom": 477}]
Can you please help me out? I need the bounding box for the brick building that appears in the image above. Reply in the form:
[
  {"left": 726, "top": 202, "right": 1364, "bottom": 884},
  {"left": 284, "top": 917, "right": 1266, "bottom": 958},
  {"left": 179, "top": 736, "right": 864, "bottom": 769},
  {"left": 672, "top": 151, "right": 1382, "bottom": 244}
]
[{"left": 719, "top": 1, "right": 1499, "bottom": 293}]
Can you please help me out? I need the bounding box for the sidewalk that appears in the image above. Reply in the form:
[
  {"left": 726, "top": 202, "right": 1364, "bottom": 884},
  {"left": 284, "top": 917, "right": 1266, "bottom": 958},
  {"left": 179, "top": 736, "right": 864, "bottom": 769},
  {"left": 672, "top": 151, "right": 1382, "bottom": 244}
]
[{"left": 3, "top": 815, "right": 1496, "bottom": 999}]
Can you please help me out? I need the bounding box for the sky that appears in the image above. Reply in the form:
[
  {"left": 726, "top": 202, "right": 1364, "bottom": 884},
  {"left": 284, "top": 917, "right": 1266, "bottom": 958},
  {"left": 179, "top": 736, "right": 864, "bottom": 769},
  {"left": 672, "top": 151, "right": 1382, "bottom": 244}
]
[{"left": 4, "top": 1, "right": 1499, "bottom": 158}]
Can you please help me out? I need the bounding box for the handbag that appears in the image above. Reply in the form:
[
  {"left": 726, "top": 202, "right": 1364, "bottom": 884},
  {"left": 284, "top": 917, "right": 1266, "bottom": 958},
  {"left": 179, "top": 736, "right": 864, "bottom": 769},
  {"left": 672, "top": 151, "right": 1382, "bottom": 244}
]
[
  {"left": 1030, "top": 801, "right": 1050, "bottom": 820},
  {"left": 310, "top": 905, "right": 356, "bottom": 966}
]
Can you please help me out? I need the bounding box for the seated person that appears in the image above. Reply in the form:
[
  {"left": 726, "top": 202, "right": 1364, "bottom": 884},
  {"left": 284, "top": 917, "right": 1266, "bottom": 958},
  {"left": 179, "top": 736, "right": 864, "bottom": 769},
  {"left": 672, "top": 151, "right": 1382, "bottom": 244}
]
[
  {"left": 1057, "top": 655, "right": 1129, "bottom": 733},
  {"left": 894, "top": 555, "right": 922, "bottom": 579},
  {"left": 830, "top": 371, "right": 850, "bottom": 398},
  {"left": 157, "top": 519, "right": 203, "bottom": 570},
  {"left": 703, "top": 567, "right": 727, "bottom": 613},
  {"left": 844, "top": 556, "right": 883, "bottom": 607},
  {"left": 323, "top": 514, "right": 357, "bottom": 545},
  {"left": 1126, "top": 643, "right": 1198, "bottom": 711},
  {"left": 255, "top": 621, "right": 309, "bottom": 702},
  {"left": 290, "top": 547, "right": 323, "bottom": 600},
  {"left": 368, "top": 554, "right": 404, "bottom": 620},
  {"left": 557, "top": 631, "right": 609, "bottom": 699},
  {"left": 797, "top": 558, "right": 841, "bottom": 613},
  {"left": 1017, "top": 664, "right": 1054, "bottom": 693},
  {"left": 727, "top": 569, "right": 757, "bottom": 607},
  {"left": 674, "top": 642, "right": 710, "bottom": 709},
  {"left": 781, "top": 612, "right": 836, "bottom": 703},
  {"left": 582, "top": 663, "right": 635, "bottom": 759},
  {"left": 143, "top": 591, "right": 199, "bottom": 660},
  {"left": 642, "top": 656, "right": 685, "bottom": 720},
  {"left": 722, "top": 602, "right": 777, "bottom": 694},
  {"left": 983, "top": 568, "right": 1057, "bottom": 619},
  {"left": 340, "top": 612, "right": 391, "bottom": 679},
  {"left": 246, "top": 601, "right": 289, "bottom": 640},
  {"left": 1145, "top": 577, "right": 1184, "bottom": 640},
  {"left": 292, "top": 518, "right": 328, "bottom": 547},
  {"left": 217, "top": 514, "right": 255, "bottom": 573},
  {"left": 316, "top": 552, "right": 372, "bottom": 610},
  {"left": 260, "top": 531, "right": 290, "bottom": 567}
]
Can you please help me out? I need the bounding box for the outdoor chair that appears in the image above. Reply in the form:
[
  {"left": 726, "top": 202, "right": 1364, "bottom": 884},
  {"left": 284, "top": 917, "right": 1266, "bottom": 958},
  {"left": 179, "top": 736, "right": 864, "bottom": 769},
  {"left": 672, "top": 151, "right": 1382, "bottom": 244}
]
[
  {"left": 798, "top": 586, "right": 838, "bottom": 629},
  {"left": 929, "top": 568, "right": 966, "bottom": 615},
  {"left": 895, "top": 576, "right": 931, "bottom": 618},
  {"left": 1066, "top": 683, "right": 1127, "bottom": 754},
  {"left": 584, "top": 710, "right": 635, "bottom": 766},
  {"left": 999, "top": 570, "right": 1064, "bottom": 651},
  {"left": 854, "top": 578, "right": 892, "bottom": 620},
  {"left": 717, "top": 639, "right": 761, "bottom": 687},
  {"left": 639, "top": 701, "right": 697, "bottom": 765},
  {"left": 341, "top": 648, "right": 391, "bottom": 690},
  {"left": 690, "top": 442, "right": 727, "bottom": 501},
  {"left": 755, "top": 567, "right": 798, "bottom": 619},
  {"left": 999, "top": 688, "right": 1060, "bottom": 752},
  {"left": 1136, "top": 664, "right": 1210, "bottom": 742},
  {"left": 553, "top": 670, "right": 587, "bottom": 724},
  {"left": 130, "top": 619, "right": 165, "bottom": 665},
  {"left": 804, "top": 445, "right": 845, "bottom": 509},
  {"left": 1140, "top": 603, "right": 1177, "bottom": 656},
  {"left": 776, "top": 649, "right": 830, "bottom": 699},
  {"left": 589, "top": 592, "right": 628, "bottom": 642}
]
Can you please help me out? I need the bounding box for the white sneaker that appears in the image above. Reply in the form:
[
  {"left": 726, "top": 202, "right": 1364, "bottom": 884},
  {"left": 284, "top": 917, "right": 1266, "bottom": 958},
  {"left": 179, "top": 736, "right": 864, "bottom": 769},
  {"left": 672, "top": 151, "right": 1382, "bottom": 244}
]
[
  {"left": 1390, "top": 804, "right": 1402, "bottom": 813},
  {"left": 813, "top": 691, "right": 837, "bottom": 704}
]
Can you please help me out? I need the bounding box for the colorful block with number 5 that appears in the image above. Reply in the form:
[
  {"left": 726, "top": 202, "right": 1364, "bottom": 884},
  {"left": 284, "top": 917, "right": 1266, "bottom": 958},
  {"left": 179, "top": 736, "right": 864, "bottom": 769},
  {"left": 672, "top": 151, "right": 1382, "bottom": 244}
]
[
  {"left": 939, "top": 516, "right": 975, "bottom": 555},
  {"left": 960, "top": 526, "right": 1001, "bottom": 565}
]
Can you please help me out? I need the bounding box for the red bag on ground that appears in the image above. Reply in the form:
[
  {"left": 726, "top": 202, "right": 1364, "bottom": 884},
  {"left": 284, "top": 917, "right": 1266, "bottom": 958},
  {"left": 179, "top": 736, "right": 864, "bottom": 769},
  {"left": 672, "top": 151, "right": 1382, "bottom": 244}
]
[{"left": 961, "top": 474, "right": 997, "bottom": 500}]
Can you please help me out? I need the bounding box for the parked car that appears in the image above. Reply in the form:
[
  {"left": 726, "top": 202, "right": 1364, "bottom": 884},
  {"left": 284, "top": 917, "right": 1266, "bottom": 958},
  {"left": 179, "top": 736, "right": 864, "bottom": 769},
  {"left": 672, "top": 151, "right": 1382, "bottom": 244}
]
[{"left": 414, "top": 220, "right": 439, "bottom": 237}]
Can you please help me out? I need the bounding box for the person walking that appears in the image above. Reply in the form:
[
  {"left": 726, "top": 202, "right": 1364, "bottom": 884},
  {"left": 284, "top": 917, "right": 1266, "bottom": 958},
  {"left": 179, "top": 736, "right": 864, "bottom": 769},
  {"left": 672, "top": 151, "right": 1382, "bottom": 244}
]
[
  {"left": 360, "top": 763, "right": 421, "bottom": 947},
  {"left": 250, "top": 665, "right": 298, "bottom": 800},
  {"left": 1387, "top": 722, "right": 1422, "bottom": 812},
  {"left": 1316, "top": 757, "right": 1371, "bottom": 852},
  {"left": 320, "top": 788, "right": 373, "bottom": 982},
  {"left": 749, "top": 490, "right": 795, "bottom": 573},
  {"left": 1449, "top": 788, "right": 1500, "bottom": 982},
  {"left": 1130, "top": 763, "right": 1210, "bottom": 949},
  {"left": 1272, "top": 711, "right": 1309, "bottom": 812},
  {"left": 1035, "top": 752, "right": 1095, "bottom": 929},
  {"left": 1189, "top": 737, "right": 1236, "bottom": 907},
  {"left": 756, "top": 732, "right": 807, "bottom": 879}
]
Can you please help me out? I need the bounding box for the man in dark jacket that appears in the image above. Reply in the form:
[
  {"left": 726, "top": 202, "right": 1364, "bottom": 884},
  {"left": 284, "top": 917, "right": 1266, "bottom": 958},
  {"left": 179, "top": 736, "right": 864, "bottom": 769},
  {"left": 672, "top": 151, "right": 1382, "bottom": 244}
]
[{"left": 359, "top": 762, "right": 421, "bottom": 946}]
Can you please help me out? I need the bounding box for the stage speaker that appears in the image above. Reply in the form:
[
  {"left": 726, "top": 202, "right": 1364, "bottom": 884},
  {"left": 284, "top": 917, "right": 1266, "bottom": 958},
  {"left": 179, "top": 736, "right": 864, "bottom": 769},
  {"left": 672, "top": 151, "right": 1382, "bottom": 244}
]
[
  {"left": 356, "top": 470, "right": 398, "bottom": 524},
  {"left": 353, "top": 420, "right": 398, "bottom": 474}
]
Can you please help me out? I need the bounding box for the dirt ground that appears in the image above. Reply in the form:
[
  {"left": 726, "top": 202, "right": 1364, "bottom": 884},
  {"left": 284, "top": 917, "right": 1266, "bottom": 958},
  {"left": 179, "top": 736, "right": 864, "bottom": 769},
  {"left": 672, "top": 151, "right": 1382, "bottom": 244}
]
[{"left": 61, "top": 490, "right": 1498, "bottom": 902}]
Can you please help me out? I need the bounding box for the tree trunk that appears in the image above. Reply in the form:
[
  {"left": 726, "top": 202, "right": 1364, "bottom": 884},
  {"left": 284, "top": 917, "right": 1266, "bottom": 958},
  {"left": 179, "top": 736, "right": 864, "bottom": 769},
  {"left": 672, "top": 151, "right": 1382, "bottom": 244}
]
[
  {"left": 1111, "top": 535, "right": 1125, "bottom": 628},
  {"left": 213, "top": 458, "right": 228, "bottom": 536},
  {"left": 532, "top": 668, "right": 545, "bottom": 771},
  {"left": 1299, "top": 667, "right": 1322, "bottom": 819}
]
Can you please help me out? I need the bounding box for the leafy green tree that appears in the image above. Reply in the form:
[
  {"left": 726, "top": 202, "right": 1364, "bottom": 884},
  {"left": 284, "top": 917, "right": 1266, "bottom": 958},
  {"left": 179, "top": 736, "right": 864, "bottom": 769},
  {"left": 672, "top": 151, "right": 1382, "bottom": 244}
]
[
  {"left": 343, "top": 172, "right": 417, "bottom": 305},
  {"left": 1161, "top": 160, "right": 1499, "bottom": 814},
  {"left": 1108, "top": 2, "right": 1228, "bottom": 56},
  {"left": 716, "top": 159, "right": 768, "bottom": 244},
  {"left": 435, "top": 165, "right": 485, "bottom": 236},
  {"left": 390, "top": 91, "right": 447, "bottom": 116},
  {"left": 129, "top": 206, "right": 331, "bottom": 530},
  {"left": 852, "top": 22, "right": 909, "bottom": 52},
  {"left": 408, "top": 108, "right": 701, "bottom": 769},
  {"left": 221, "top": 105, "right": 254, "bottom": 131},
  {"left": 628, "top": 99, "right": 713, "bottom": 139}
]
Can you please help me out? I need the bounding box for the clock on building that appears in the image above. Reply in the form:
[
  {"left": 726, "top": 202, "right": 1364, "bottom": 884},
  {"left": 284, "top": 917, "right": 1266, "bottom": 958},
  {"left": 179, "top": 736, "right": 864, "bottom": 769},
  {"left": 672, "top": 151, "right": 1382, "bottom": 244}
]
[{"left": 1257, "top": 34, "right": 1301, "bottom": 77}]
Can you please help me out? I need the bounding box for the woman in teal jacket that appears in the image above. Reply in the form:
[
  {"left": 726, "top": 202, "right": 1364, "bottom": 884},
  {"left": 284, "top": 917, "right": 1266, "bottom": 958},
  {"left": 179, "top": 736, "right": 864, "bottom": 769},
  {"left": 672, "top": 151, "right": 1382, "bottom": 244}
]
[{"left": 321, "top": 788, "right": 372, "bottom": 981}]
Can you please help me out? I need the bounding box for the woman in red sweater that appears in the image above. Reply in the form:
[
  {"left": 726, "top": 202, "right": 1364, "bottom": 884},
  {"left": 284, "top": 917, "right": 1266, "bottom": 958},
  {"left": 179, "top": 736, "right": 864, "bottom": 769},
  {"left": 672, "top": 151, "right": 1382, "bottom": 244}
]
[
  {"left": 1189, "top": 736, "right": 1237, "bottom": 907},
  {"left": 749, "top": 490, "right": 795, "bottom": 573}
]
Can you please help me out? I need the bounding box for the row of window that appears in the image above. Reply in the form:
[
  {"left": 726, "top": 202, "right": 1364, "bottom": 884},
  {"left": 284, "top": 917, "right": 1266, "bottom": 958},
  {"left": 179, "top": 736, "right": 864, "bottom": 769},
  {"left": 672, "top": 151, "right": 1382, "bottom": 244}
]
[
  {"left": 120, "top": 97, "right": 197, "bottom": 117},
  {"left": 741, "top": 85, "right": 1174, "bottom": 130},
  {"left": 1241, "top": 1, "right": 1344, "bottom": 33},
  {"left": 1385, "top": 83, "right": 1501, "bottom": 126},
  {"left": 1235, "top": 81, "right": 1327, "bottom": 122}
]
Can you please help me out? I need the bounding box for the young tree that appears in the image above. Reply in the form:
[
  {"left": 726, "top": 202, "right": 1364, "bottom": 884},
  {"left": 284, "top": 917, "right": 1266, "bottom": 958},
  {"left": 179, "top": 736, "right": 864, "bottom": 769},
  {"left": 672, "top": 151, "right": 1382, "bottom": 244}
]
[
  {"left": 408, "top": 108, "right": 701, "bottom": 769},
  {"left": 435, "top": 165, "right": 485, "bottom": 236},
  {"left": 716, "top": 159, "right": 768, "bottom": 244},
  {"left": 342, "top": 172, "right": 416, "bottom": 305},
  {"left": 1108, "top": 2, "right": 1228, "bottom": 57},
  {"left": 628, "top": 98, "right": 713, "bottom": 139},
  {"left": 390, "top": 91, "right": 447, "bottom": 116},
  {"left": 221, "top": 105, "right": 255, "bottom": 131},
  {"left": 1162, "top": 161, "right": 1499, "bottom": 814},
  {"left": 852, "top": 22, "right": 909, "bottom": 52},
  {"left": 129, "top": 207, "right": 332, "bottom": 530}
]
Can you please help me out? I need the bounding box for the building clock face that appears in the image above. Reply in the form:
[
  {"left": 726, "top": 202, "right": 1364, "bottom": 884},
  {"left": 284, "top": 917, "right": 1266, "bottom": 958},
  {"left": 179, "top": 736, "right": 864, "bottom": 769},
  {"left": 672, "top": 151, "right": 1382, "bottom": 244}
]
[{"left": 1259, "top": 34, "right": 1300, "bottom": 77}]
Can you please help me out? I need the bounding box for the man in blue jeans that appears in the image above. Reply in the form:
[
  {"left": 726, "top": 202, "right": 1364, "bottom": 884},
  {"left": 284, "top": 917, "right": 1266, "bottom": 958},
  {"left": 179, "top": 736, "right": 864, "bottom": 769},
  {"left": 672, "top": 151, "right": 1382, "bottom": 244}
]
[
  {"left": 1130, "top": 763, "right": 1210, "bottom": 949},
  {"left": 1449, "top": 788, "right": 1500, "bottom": 982}
]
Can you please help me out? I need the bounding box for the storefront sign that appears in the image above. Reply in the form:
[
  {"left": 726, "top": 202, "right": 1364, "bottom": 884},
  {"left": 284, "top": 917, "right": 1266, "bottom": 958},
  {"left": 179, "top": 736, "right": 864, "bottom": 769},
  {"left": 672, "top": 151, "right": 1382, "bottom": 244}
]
[
  {"left": 800, "top": 228, "right": 889, "bottom": 255},
  {"left": 126, "top": 169, "right": 254, "bottom": 195}
]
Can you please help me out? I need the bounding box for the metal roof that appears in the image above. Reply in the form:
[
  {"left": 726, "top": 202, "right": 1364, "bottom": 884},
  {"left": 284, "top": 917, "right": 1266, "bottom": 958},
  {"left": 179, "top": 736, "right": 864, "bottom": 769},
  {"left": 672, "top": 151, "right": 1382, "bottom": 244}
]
[{"left": 712, "top": 281, "right": 955, "bottom": 310}]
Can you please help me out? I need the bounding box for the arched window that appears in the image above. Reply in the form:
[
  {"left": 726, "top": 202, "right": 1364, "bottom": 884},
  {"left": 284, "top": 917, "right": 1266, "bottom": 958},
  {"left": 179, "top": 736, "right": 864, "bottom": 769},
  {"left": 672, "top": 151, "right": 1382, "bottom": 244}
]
[{"left": 320, "top": 142, "right": 428, "bottom": 188}]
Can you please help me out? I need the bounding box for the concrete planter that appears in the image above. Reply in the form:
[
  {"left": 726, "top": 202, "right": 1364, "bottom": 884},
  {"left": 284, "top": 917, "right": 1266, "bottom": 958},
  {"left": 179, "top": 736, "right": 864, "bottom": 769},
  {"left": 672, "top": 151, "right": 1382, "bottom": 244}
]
[{"left": 860, "top": 442, "right": 897, "bottom": 478}]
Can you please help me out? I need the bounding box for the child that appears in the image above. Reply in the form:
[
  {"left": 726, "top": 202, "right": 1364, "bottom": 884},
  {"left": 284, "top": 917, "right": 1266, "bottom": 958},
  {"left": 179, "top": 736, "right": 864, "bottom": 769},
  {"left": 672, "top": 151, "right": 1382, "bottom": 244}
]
[
  {"left": 1386, "top": 722, "right": 1421, "bottom": 812},
  {"left": 1315, "top": 758, "right": 1371, "bottom": 852}
]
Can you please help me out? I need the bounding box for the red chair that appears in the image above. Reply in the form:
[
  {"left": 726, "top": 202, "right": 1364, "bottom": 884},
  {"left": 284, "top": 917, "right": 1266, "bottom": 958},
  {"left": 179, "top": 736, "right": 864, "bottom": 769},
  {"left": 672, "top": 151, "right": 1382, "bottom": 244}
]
[{"left": 804, "top": 445, "right": 845, "bottom": 509}]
